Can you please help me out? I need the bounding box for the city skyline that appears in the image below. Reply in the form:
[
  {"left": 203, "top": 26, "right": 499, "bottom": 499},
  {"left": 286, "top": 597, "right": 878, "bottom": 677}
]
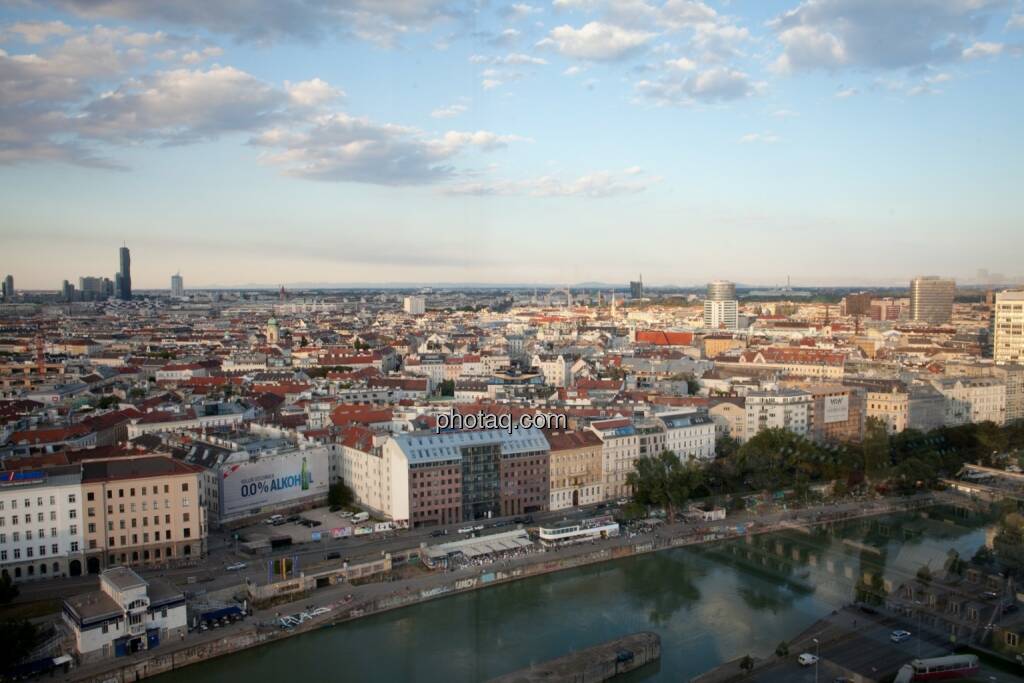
[{"left": 2, "top": 0, "right": 1024, "bottom": 287}]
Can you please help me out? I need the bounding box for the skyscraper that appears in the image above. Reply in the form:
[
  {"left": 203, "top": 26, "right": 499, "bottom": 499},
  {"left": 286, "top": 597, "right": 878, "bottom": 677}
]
[
  {"left": 629, "top": 276, "right": 644, "bottom": 299},
  {"left": 993, "top": 290, "right": 1024, "bottom": 364},
  {"left": 909, "top": 276, "right": 955, "bottom": 325},
  {"left": 1, "top": 274, "right": 11, "bottom": 299},
  {"left": 704, "top": 280, "right": 738, "bottom": 329},
  {"left": 118, "top": 246, "right": 132, "bottom": 300},
  {"left": 171, "top": 272, "right": 184, "bottom": 297}
]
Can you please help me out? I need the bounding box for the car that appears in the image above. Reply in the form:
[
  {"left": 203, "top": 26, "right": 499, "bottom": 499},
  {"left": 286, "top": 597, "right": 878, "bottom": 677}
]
[
  {"left": 286, "top": 515, "right": 301, "bottom": 523},
  {"left": 890, "top": 630, "right": 912, "bottom": 643},
  {"left": 329, "top": 505, "right": 343, "bottom": 512},
  {"left": 430, "top": 529, "right": 448, "bottom": 537},
  {"left": 271, "top": 518, "right": 287, "bottom": 526},
  {"left": 472, "top": 524, "right": 484, "bottom": 531},
  {"left": 797, "top": 653, "right": 819, "bottom": 667},
  {"left": 982, "top": 591, "right": 999, "bottom": 600},
  {"left": 326, "top": 552, "right": 341, "bottom": 560},
  {"left": 492, "top": 520, "right": 511, "bottom": 528},
  {"left": 339, "top": 511, "right": 353, "bottom": 518},
  {"left": 226, "top": 562, "right": 247, "bottom": 571},
  {"left": 596, "top": 502, "right": 608, "bottom": 510},
  {"left": 457, "top": 526, "right": 473, "bottom": 534}
]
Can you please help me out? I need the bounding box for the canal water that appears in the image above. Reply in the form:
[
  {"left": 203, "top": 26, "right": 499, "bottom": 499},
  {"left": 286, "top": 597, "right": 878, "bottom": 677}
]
[{"left": 157, "top": 506, "right": 993, "bottom": 682}]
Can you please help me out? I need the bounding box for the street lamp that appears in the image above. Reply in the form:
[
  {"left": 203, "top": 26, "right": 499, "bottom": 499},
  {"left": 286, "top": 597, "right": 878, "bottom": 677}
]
[{"left": 812, "top": 637, "right": 819, "bottom": 683}]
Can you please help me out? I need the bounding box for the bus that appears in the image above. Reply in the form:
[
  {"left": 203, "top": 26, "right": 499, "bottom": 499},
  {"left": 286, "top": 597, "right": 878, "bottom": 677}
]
[{"left": 894, "top": 654, "right": 979, "bottom": 682}]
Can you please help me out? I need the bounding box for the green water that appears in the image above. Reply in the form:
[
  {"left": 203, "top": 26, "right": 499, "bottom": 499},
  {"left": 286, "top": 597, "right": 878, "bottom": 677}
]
[{"left": 156, "top": 506, "right": 993, "bottom": 682}]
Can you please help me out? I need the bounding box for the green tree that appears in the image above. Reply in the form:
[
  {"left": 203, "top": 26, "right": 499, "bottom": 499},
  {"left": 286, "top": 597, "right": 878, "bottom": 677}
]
[
  {"left": 437, "top": 379, "right": 455, "bottom": 397},
  {"left": 714, "top": 434, "right": 740, "bottom": 459},
  {"left": 328, "top": 481, "right": 354, "bottom": 508},
  {"left": 0, "top": 619, "right": 39, "bottom": 672},
  {"left": 774, "top": 641, "right": 789, "bottom": 657},
  {"left": 740, "top": 654, "right": 755, "bottom": 674},
  {"left": 627, "top": 450, "right": 704, "bottom": 523},
  {"left": 862, "top": 417, "right": 891, "bottom": 480},
  {"left": 916, "top": 564, "right": 932, "bottom": 584},
  {"left": 0, "top": 572, "right": 18, "bottom": 605}
]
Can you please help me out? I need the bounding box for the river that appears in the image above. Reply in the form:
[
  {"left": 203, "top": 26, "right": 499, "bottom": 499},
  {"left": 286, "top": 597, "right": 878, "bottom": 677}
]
[{"left": 156, "top": 505, "right": 993, "bottom": 682}]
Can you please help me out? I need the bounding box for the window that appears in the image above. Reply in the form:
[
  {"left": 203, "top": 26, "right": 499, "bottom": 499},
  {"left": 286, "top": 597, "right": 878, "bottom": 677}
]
[
  {"left": 68, "top": 494, "right": 76, "bottom": 504},
  {"left": 1008, "top": 633, "right": 1020, "bottom": 647},
  {"left": 69, "top": 509, "right": 77, "bottom": 519},
  {"left": 182, "top": 482, "right": 189, "bottom": 492},
  {"left": 87, "top": 492, "right": 95, "bottom": 502},
  {"left": 51, "top": 544, "right": 58, "bottom": 554},
  {"left": 69, "top": 525, "right": 77, "bottom": 535},
  {"left": 69, "top": 542, "right": 78, "bottom": 552}
]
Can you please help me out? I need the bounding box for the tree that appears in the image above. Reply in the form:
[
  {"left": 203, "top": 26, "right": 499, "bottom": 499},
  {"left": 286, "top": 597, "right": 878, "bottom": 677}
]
[
  {"left": 328, "top": 481, "right": 354, "bottom": 508},
  {"left": 627, "top": 450, "right": 704, "bottom": 523},
  {"left": 0, "top": 573, "right": 18, "bottom": 605},
  {"left": 774, "top": 641, "right": 789, "bottom": 657},
  {"left": 0, "top": 619, "right": 39, "bottom": 672},
  {"left": 916, "top": 564, "right": 932, "bottom": 584},
  {"left": 714, "top": 434, "right": 740, "bottom": 460},
  {"left": 739, "top": 654, "right": 755, "bottom": 674},
  {"left": 438, "top": 379, "right": 455, "bottom": 397},
  {"left": 862, "top": 417, "right": 891, "bottom": 480}
]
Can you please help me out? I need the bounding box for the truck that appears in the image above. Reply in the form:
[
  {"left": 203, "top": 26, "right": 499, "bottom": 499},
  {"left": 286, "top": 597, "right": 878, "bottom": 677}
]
[{"left": 351, "top": 512, "right": 370, "bottom": 524}]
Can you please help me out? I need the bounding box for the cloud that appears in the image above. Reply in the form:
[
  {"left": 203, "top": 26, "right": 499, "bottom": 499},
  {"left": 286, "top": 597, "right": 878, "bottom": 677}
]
[
  {"left": 538, "top": 21, "right": 654, "bottom": 60},
  {"left": 431, "top": 102, "right": 467, "bottom": 118},
  {"left": 253, "top": 117, "right": 522, "bottom": 184},
  {"left": 2, "top": 20, "right": 74, "bottom": 44},
  {"left": 834, "top": 87, "right": 858, "bottom": 98},
  {"left": 962, "top": 41, "right": 1004, "bottom": 59},
  {"left": 285, "top": 78, "right": 344, "bottom": 107},
  {"left": 563, "top": 65, "right": 583, "bottom": 76},
  {"left": 1009, "top": 13, "right": 1024, "bottom": 29},
  {"left": 504, "top": 3, "right": 542, "bottom": 20},
  {"left": 772, "top": 108, "right": 799, "bottom": 118},
  {"left": 78, "top": 66, "right": 288, "bottom": 143},
  {"left": 770, "top": 0, "right": 1008, "bottom": 72},
  {"left": 445, "top": 168, "right": 660, "bottom": 198},
  {"left": 739, "top": 132, "right": 780, "bottom": 144},
  {"left": 635, "top": 65, "right": 763, "bottom": 105},
  {"left": 35, "top": 0, "right": 459, "bottom": 45}
]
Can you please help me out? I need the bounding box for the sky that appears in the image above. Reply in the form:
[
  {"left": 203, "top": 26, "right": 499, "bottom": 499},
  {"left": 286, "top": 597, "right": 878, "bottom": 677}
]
[{"left": 1, "top": 0, "right": 1023, "bottom": 290}]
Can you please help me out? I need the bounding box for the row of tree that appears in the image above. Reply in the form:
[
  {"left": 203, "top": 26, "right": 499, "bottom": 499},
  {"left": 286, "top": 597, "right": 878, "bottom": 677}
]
[{"left": 627, "top": 418, "right": 1024, "bottom": 516}]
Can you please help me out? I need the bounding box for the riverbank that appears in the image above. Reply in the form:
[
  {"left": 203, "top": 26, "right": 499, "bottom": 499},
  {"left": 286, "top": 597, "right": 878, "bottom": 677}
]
[{"left": 63, "top": 493, "right": 952, "bottom": 683}]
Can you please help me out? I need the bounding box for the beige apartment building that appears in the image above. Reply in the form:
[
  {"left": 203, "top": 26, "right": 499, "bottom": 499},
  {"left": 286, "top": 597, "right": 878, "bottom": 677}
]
[
  {"left": 546, "top": 430, "right": 604, "bottom": 510},
  {"left": 993, "top": 291, "right": 1024, "bottom": 364},
  {"left": 81, "top": 456, "right": 206, "bottom": 573}
]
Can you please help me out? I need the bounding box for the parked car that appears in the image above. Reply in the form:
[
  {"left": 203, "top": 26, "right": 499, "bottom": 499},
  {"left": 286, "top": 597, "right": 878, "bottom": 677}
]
[
  {"left": 430, "top": 529, "right": 448, "bottom": 537},
  {"left": 325, "top": 552, "right": 341, "bottom": 560},
  {"left": 226, "top": 562, "right": 247, "bottom": 571},
  {"left": 890, "top": 630, "right": 912, "bottom": 643},
  {"left": 797, "top": 653, "right": 819, "bottom": 666},
  {"left": 286, "top": 515, "right": 301, "bottom": 523},
  {"left": 457, "top": 526, "right": 473, "bottom": 534}
]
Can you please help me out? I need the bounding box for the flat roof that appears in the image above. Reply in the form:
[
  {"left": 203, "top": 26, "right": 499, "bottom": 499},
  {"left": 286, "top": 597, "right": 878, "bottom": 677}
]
[
  {"left": 425, "top": 529, "right": 532, "bottom": 560},
  {"left": 102, "top": 565, "right": 147, "bottom": 591}
]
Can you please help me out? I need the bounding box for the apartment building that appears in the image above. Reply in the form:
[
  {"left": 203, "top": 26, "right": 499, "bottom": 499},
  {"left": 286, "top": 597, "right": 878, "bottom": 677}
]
[
  {"left": 546, "top": 430, "right": 604, "bottom": 511},
  {"left": 383, "top": 427, "right": 550, "bottom": 527},
  {"left": 80, "top": 457, "right": 206, "bottom": 572},
  {"left": 744, "top": 389, "right": 812, "bottom": 438},
  {"left": 0, "top": 466, "right": 84, "bottom": 582},
  {"left": 590, "top": 418, "right": 640, "bottom": 501},
  {"left": 708, "top": 398, "right": 747, "bottom": 443},
  {"left": 532, "top": 353, "right": 573, "bottom": 388},
  {"left": 656, "top": 411, "right": 716, "bottom": 461},
  {"left": 993, "top": 291, "right": 1024, "bottom": 364},
  {"left": 930, "top": 377, "right": 1007, "bottom": 426},
  {"left": 782, "top": 383, "right": 864, "bottom": 443}
]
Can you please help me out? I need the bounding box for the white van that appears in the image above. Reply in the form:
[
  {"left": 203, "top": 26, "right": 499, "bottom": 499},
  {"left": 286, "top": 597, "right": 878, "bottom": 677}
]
[
  {"left": 264, "top": 514, "right": 284, "bottom": 525},
  {"left": 351, "top": 512, "right": 369, "bottom": 523}
]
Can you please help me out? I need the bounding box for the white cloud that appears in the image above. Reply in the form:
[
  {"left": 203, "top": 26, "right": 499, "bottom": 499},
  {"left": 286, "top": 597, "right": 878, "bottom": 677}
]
[
  {"left": 446, "top": 168, "right": 660, "bottom": 198},
  {"left": 506, "top": 3, "right": 542, "bottom": 19},
  {"left": 538, "top": 21, "right": 654, "bottom": 60},
  {"left": 962, "top": 41, "right": 1004, "bottom": 59},
  {"left": 770, "top": 0, "right": 1007, "bottom": 72},
  {"left": 495, "top": 53, "right": 547, "bottom": 65},
  {"left": 635, "top": 65, "right": 763, "bottom": 105},
  {"left": 431, "top": 103, "right": 467, "bottom": 118},
  {"left": 181, "top": 46, "right": 223, "bottom": 65},
  {"left": 1008, "top": 13, "right": 1024, "bottom": 30},
  {"left": 286, "top": 77, "right": 344, "bottom": 107},
  {"left": 563, "top": 65, "right": 583, "bottom": 76},
  {"left": 3, "top": 21, "right": 74, "bottom": 44},
  {"left": 834, "top": 87, "right": 858, "bottom": 98},
  {"left": 665, "top": 56, "right": 697, "bottom": 71},
  {"left": 37, "top": 0, "right": 458, "bottom": 45}
]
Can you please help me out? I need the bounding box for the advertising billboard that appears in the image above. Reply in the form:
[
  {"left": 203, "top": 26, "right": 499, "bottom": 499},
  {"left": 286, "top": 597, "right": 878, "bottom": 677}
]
[
  {"left": 823, "top": 395, "right": 850, "bottom": 424},
  {"left": 219, "top": 449, "right": 329, "bottom": 517}
]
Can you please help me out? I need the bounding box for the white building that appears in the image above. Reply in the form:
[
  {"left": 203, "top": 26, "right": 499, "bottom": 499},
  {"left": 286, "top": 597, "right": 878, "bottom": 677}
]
[
  {"left": 744, "top": 389, "right": 812, "bottom": 438},
  {"left": 403, "top": 295, "right": 426, "bottom": 315},
  {"left": 0, "top": 466, "right": 85, "bottom": 582},
  {"left": 170, "top": 273, "right": 184, "bottom": 298},
  {"left": 656, "top": 411, "right": 716, "bottom": 461},
  {"left": 532, "top": 353, "right": 572, "bottom": 388},
  {"left": 590, "top": 418, "right": 640, "bottom": 501},
  {"left": 703, "top": 299, "right": 738, "bottom": 330},
  {"left": 930, "top": 377, "right": 1006, "bottom": 426},
  {"left": 63, "top": 566, "right": 186, "bottom": 662},
  {"left": 994, "top": 290, "right": 1024, "bottom": 364},
  {"left": 330, "top": 435, "right": 392, "bottom": 518}
]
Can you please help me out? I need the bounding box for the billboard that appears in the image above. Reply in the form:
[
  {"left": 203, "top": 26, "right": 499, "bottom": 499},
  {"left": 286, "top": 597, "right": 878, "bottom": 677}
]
[
  {"left": 823, "top": 395, "right": 849, "bottom": 424},
  {"left": 219, "top": 449, "right": 329, "bottom": 517}
]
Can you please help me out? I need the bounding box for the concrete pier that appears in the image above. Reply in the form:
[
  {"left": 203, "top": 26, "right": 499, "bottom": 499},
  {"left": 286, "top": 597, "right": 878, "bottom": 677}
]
[{"left": 488, "top": 631, "right": 661, "bottom": 683}]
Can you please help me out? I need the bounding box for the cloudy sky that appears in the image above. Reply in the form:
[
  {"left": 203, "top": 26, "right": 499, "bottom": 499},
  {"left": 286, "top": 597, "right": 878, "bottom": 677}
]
[{"left": 1, "top": 0, "right": 1022, "bottom": 289}]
